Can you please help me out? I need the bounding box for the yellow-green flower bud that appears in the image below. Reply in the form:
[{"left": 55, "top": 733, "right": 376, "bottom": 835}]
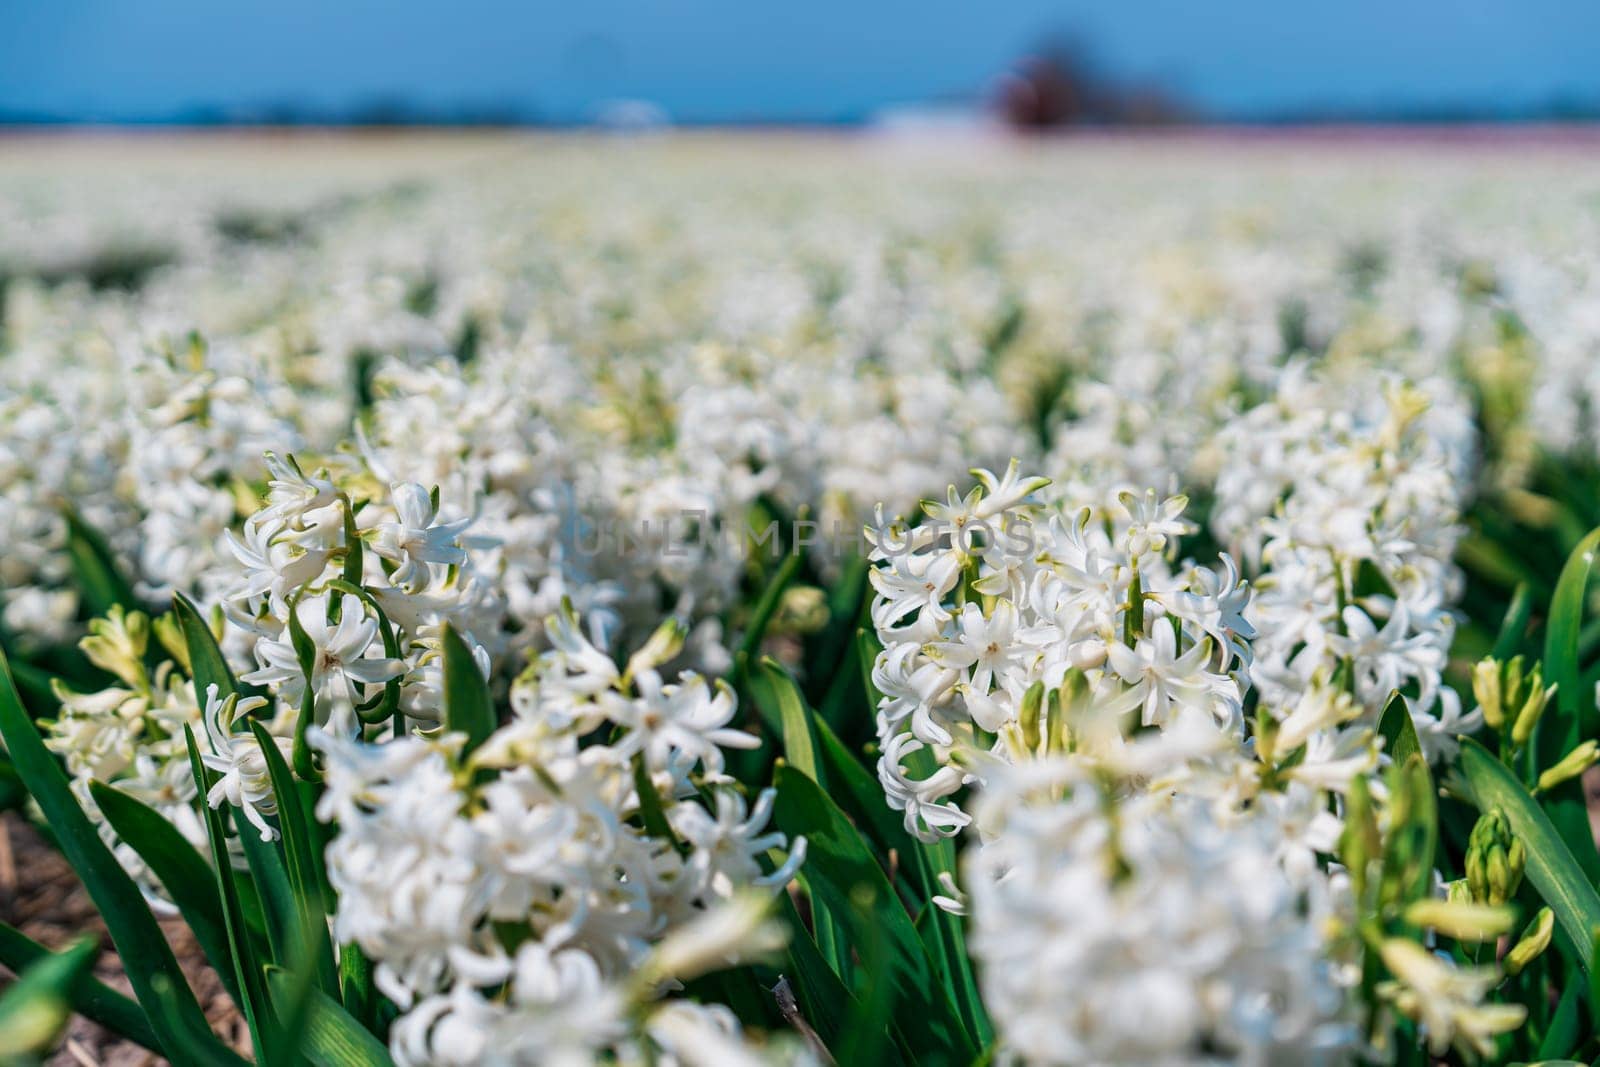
[
  {"left": 1471, "top": 656, "right": 1504, "bottom": 732},
  {"left": 1486, "top": 847, "right": 1513, "bottom": 905},
  {"left": 1538, "top": 740, "right": 1600, "bottom": 794},
  {"left": 1504, "top": 906, "right": 1554, "bottom": 977},
  {"left": 623, "top": 617, "right": 687, "bottom": 682},
  {"left": 79, "top": 605, "right": 150, "bottom": 687},
  {"left": 1403, "top": 899, "right": 1517, "bottom": 941},
  {"left": 1018, "top": 680, "right": 1045, "bottom": 753},
  {"left": 1510, "top": 667, "right": 1553, "bottom": 747},
  {"left": 1466, "top": 807, "right": 1523, "bottom": 905}
]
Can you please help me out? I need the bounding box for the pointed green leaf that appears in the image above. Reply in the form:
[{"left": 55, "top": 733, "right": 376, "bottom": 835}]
[
  {"left": 1544, "top": 526, "right": 1600, "bottom": 748},
  {"left": 248, "top": 718, "right": 339, "bottom": 1000},
  {"left": 1460, "top": 738, "right": 1600, "bottom": 972},
  {"left": 1493, "top": 582, "right": 1535, "bottom": 661},
  {"left": 63, "top": 508, "right": 140, "bottom": 616},
  {"left": 0, "top": 649, "right": 244, "bottom": 1065},
  {"left": 337, "top": 941, "right": 377, "bottom": 1037},
  {"left": 440, "top": 622, "right": 494, "bottom": 754},
  {"left": 267, "top": 971, "right": 394, "bottom": 1067},
  {"left": 172, "top": 591, "right": 257, "bottom": 705},
  {"left": 0, "top": 923, "right": 161, "bottom": 1053},
  {"left": 772, "top": 764, "right": 976, "bottom": 1061},
  {"left": 1378, "top": 691, "right": 1422, "bottom": 766},
  {"left": 758, "top": 657, "right": 824, "bottom": 788},
  {"left": 88, "top": 781, "right": 239, "bottom": 1004},
  {"left": 0, "top": 936, "right": 98, "bottom": 1060},
  {"left": 1536, "top": 526, "right": 1600, "bottom": 883}
]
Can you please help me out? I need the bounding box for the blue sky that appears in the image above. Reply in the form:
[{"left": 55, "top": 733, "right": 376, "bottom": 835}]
[{"left": 5, "top": 1, "right": 1600, "bottom": 123}]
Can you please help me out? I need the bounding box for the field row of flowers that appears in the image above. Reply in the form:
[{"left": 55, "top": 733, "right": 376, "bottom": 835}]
[{"left": 3, "top": 138, "right": 1600, "bottom": 1065}]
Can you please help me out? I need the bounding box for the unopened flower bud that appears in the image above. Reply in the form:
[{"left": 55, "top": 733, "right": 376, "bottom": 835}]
[
  {"left": 1403, "top": 899, "right": 1517, "bottom": 941},
  {"left": 775, "top": 585, "right": 829, "bottom": 633},
  {"left": 1044, "top": 687, "right": 1065, "bottom": 754},
  {"left": 1510, "top": 668, "right": 1553, "bottom": 747},
  {"left": 1471, "top": 656, "right": 1504, "bottom": 731},
  {"left": 1504, "top": 906, "right": 1554, "bottom": 977},
  {"left": 625, "top": 617, "right": 687, "bottom": 680},
  {"left": 1486, "top": 847, "right": 1513, "bottom": 904},
  {"left": 1538, "top": 740, "right": 1600, "bottom": 794},
  {"left": 79, "top": 605, "right": 150, "bottom": 687},
  {"left": 1019, "top": 680, "right": 1045, "bottom": 752},
  {"left": 1466, "top": 808, "right": 1523, "bottom": 905}
]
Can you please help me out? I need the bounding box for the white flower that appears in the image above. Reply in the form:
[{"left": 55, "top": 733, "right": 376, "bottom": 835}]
[
  {"left": 670, "top": 788, "right": 806, "bottom": 898},
  {"left": 925, "top": 600, "right": 1020, "bottom": 694},
  {"left": 242, "top": 594, "right": 406, "bottom": 722},
  {"left": 199, "top": 683, "right": 288, "bottom": 841},
  {"left": 373, "top": 482, "right": 471, "bottom": 593},
  {"left": 1104, "top": 625, "right": 1221, "bottom": 729},
  {"left": 966, "top": 764, "right": 1350, "bottom": 1065},
  {"left": 1378, "top": 940, "right": 1525, "bottom": 1058},
  {"left": 613, "top": 672, "right": 757, "bottom": 778}
]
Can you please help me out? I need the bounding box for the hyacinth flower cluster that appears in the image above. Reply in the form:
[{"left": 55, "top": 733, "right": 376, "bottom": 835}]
[
  {"left": 868, "top": 459, "right": 1255, "bottom": 841},
  {"left": 313, "top": 604, "right": 807, "bottom": 1066},
  {"left": 26, "top": 446, "right": 810, "bottom": 1065},
  {"left": 1211, "top": 371, "right": 1478, "bottom": 762},
  {"left": 867, "top": 455, "right": 1580, "bottom": 1063}
]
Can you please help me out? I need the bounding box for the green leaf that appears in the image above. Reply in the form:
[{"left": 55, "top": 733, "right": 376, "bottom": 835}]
[
  {"left": 1539, "top": 967, "right": 1585, "bottom": 1060},
  {"left": 233, "top": 805, "right": 298, "bottom": 974},
  {"left": 856, "top": 628, "right": 885, "bottom": 707},
  {"left": 63, "top": 508, "right": 140, "bottom": 617},
  {"left": 0, "top": 923, "right": 161, "bottom": 1053},
  {"left": 338, "top": 941, "right": 378, "bottom": 1038},
  {"left": 752, "top": 660, "right": 857, "bottom": 977},
  {"left": 758, "top": 657, "right": 824, "bottom": 788},
  {"left": 440, "top": 622, "right": 494, "bottom": 755},
  {"left": 912, "top": 840, "right": 991, "bottom": 1046},
  {"left": 1536, "top": 526, "right": 1600, "bottom": 882},
  {"left": 248, "top": 718, "right": 339, "bottom": 1000},
  {"left": 773, "top": 764, "right": 976, "bottom": 1061},
  {"left": 145, "top": 971, "right": 252, "bottom": 1067},
  {"left": 631, "top": 756, "right": 678, "bottom": 846},
  {"left": 1543, "top": 526, "right": 1600, "bottom": 748},
  {"left": 88, "top": 781, "right": 240, "bottom": 1004},
  {"left": 775, "top": 895, "right": 861, "bottom": 1056},
  {"left": 172, "top": 591, "right": 254, "bottom": 705},
  {"left": 0, "top": 649, "right": 246, "bottom": 1066},
  {"left": 813, "top": 713, "right": 912, "bottom": 862},
  {"left": 755, "top": 650, "right": 986, "bottom": 1041},
  {"left": 0, "top": 936, "right": 98, "bottom": 1060},
  {"left": 1460, "top": 738, "right": 1600, "bottom": 972},
  {"left": 835, "top": 886, "right": 893, "bottom": 1067},
  {"left": 1493, "top": 582, "right": 1535, "bottom": 661},
  {"left": 1378, "top": 691, "right": 1422, "bottom": 766},
  {"left": 267, "top": 971, "right": 395, "bottom": 1067},
  {"left": 0, "top": 754, "right": 23, "bottom": 812}
]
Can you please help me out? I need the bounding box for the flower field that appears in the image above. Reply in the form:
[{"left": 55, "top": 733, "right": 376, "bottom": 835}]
[{"left": 3, "top": 132, "right": 1600, "bottom": 1065}]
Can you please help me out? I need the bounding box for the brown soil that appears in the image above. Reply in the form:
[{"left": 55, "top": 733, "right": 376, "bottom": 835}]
[{"left": 0, "top": 811, "right": 250, "bottom": 1066}]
